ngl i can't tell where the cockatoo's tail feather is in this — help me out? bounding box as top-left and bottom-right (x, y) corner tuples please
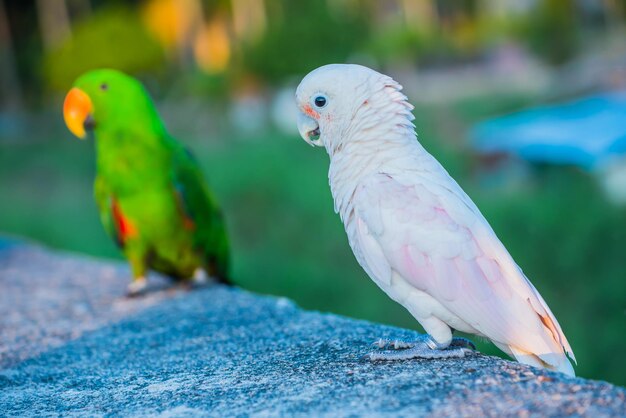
(296, 64), (575, 376)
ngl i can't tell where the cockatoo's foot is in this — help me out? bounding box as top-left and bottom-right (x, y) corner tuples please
(127, 277), (148, 297)
(448, 337), (476, 350)
(365, 336), (475, 361)
(372, 338), (416, 350)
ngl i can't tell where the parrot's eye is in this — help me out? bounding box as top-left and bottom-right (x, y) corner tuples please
(313, 95), (327, 108)
(100, 83), (108, 91)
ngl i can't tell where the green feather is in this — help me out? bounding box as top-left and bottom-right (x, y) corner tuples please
(72, 69), (230, 283)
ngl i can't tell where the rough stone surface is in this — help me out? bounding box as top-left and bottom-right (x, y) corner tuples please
(0, 238), (173, 368)
(1, 240), (625, 417)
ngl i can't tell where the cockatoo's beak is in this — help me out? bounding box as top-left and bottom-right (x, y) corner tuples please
(297, 112), (323, 147)
(63, 87), (95, 139)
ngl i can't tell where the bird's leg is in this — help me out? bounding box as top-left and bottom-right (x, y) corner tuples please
(127, 276), (148, 297)
(126, 254), (148, 297)
(365, 335), (475, 361)
(448, 337), (476, 350)
(191, 268), (210, 286)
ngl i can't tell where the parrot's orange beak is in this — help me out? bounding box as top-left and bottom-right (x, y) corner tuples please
(63, 87), (93, 139)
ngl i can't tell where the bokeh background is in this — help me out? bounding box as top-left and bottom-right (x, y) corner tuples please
(1, 0), (625, 385)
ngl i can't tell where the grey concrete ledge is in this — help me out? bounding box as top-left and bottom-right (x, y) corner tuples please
(0, 240), (624, 417)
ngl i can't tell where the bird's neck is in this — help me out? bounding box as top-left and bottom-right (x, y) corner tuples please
(327, 115), (422, 223)
(94, 124), (172, 191)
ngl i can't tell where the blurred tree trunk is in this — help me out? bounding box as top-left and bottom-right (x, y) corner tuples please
(180, 0), (203, 68)
(603, 0), (625, 31)
(36, 0), (71, 51)
(0, 0), (22, 111)
(400, 0), (437, 32)
(231, 0), (266, 42)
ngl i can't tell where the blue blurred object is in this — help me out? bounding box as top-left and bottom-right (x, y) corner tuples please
(471, 91), (626, 170)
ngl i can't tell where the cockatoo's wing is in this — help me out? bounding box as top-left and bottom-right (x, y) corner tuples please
(352, 166), (575, 375)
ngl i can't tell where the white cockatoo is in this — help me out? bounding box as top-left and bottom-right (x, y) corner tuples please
(295, 64), (576, 376)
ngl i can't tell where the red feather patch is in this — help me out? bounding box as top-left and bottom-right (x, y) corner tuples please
(112, 198), (138, 244)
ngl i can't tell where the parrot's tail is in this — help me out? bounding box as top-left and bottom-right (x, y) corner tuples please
(509, 345), (576, 377)
(207, 257), (232, 286)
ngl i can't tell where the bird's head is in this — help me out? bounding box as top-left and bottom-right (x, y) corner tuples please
(63, 69), (157, 139)
(295, 64), (406, 152)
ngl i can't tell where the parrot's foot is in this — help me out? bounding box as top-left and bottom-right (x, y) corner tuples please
(365, 336), (475, 361)
(191, 267), (218, 289)
(127, 277), (148, 297)
(191, 268), (210, 287)
(190, 268), (226, 288)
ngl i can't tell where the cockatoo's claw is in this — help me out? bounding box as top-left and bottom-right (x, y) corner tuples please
(449, 337), (476, 350)
(365, 343), (471, 362)
(372, 339), (415, 350)
(126, 277), (148, 297)
(365, 336), (475, 362)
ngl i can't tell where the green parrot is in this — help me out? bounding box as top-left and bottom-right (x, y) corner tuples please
(63, 69), (230, 295)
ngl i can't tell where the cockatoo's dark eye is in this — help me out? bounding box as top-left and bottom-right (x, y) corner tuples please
(314, 95), (327, 108)
(100, 83), (108, 91)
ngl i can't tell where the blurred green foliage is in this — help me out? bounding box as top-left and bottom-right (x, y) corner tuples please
(44, 7), (166, 91)
(28, 0), (590, 96)
(240, 2), (369, 84)
(524, 0), (580, 65)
